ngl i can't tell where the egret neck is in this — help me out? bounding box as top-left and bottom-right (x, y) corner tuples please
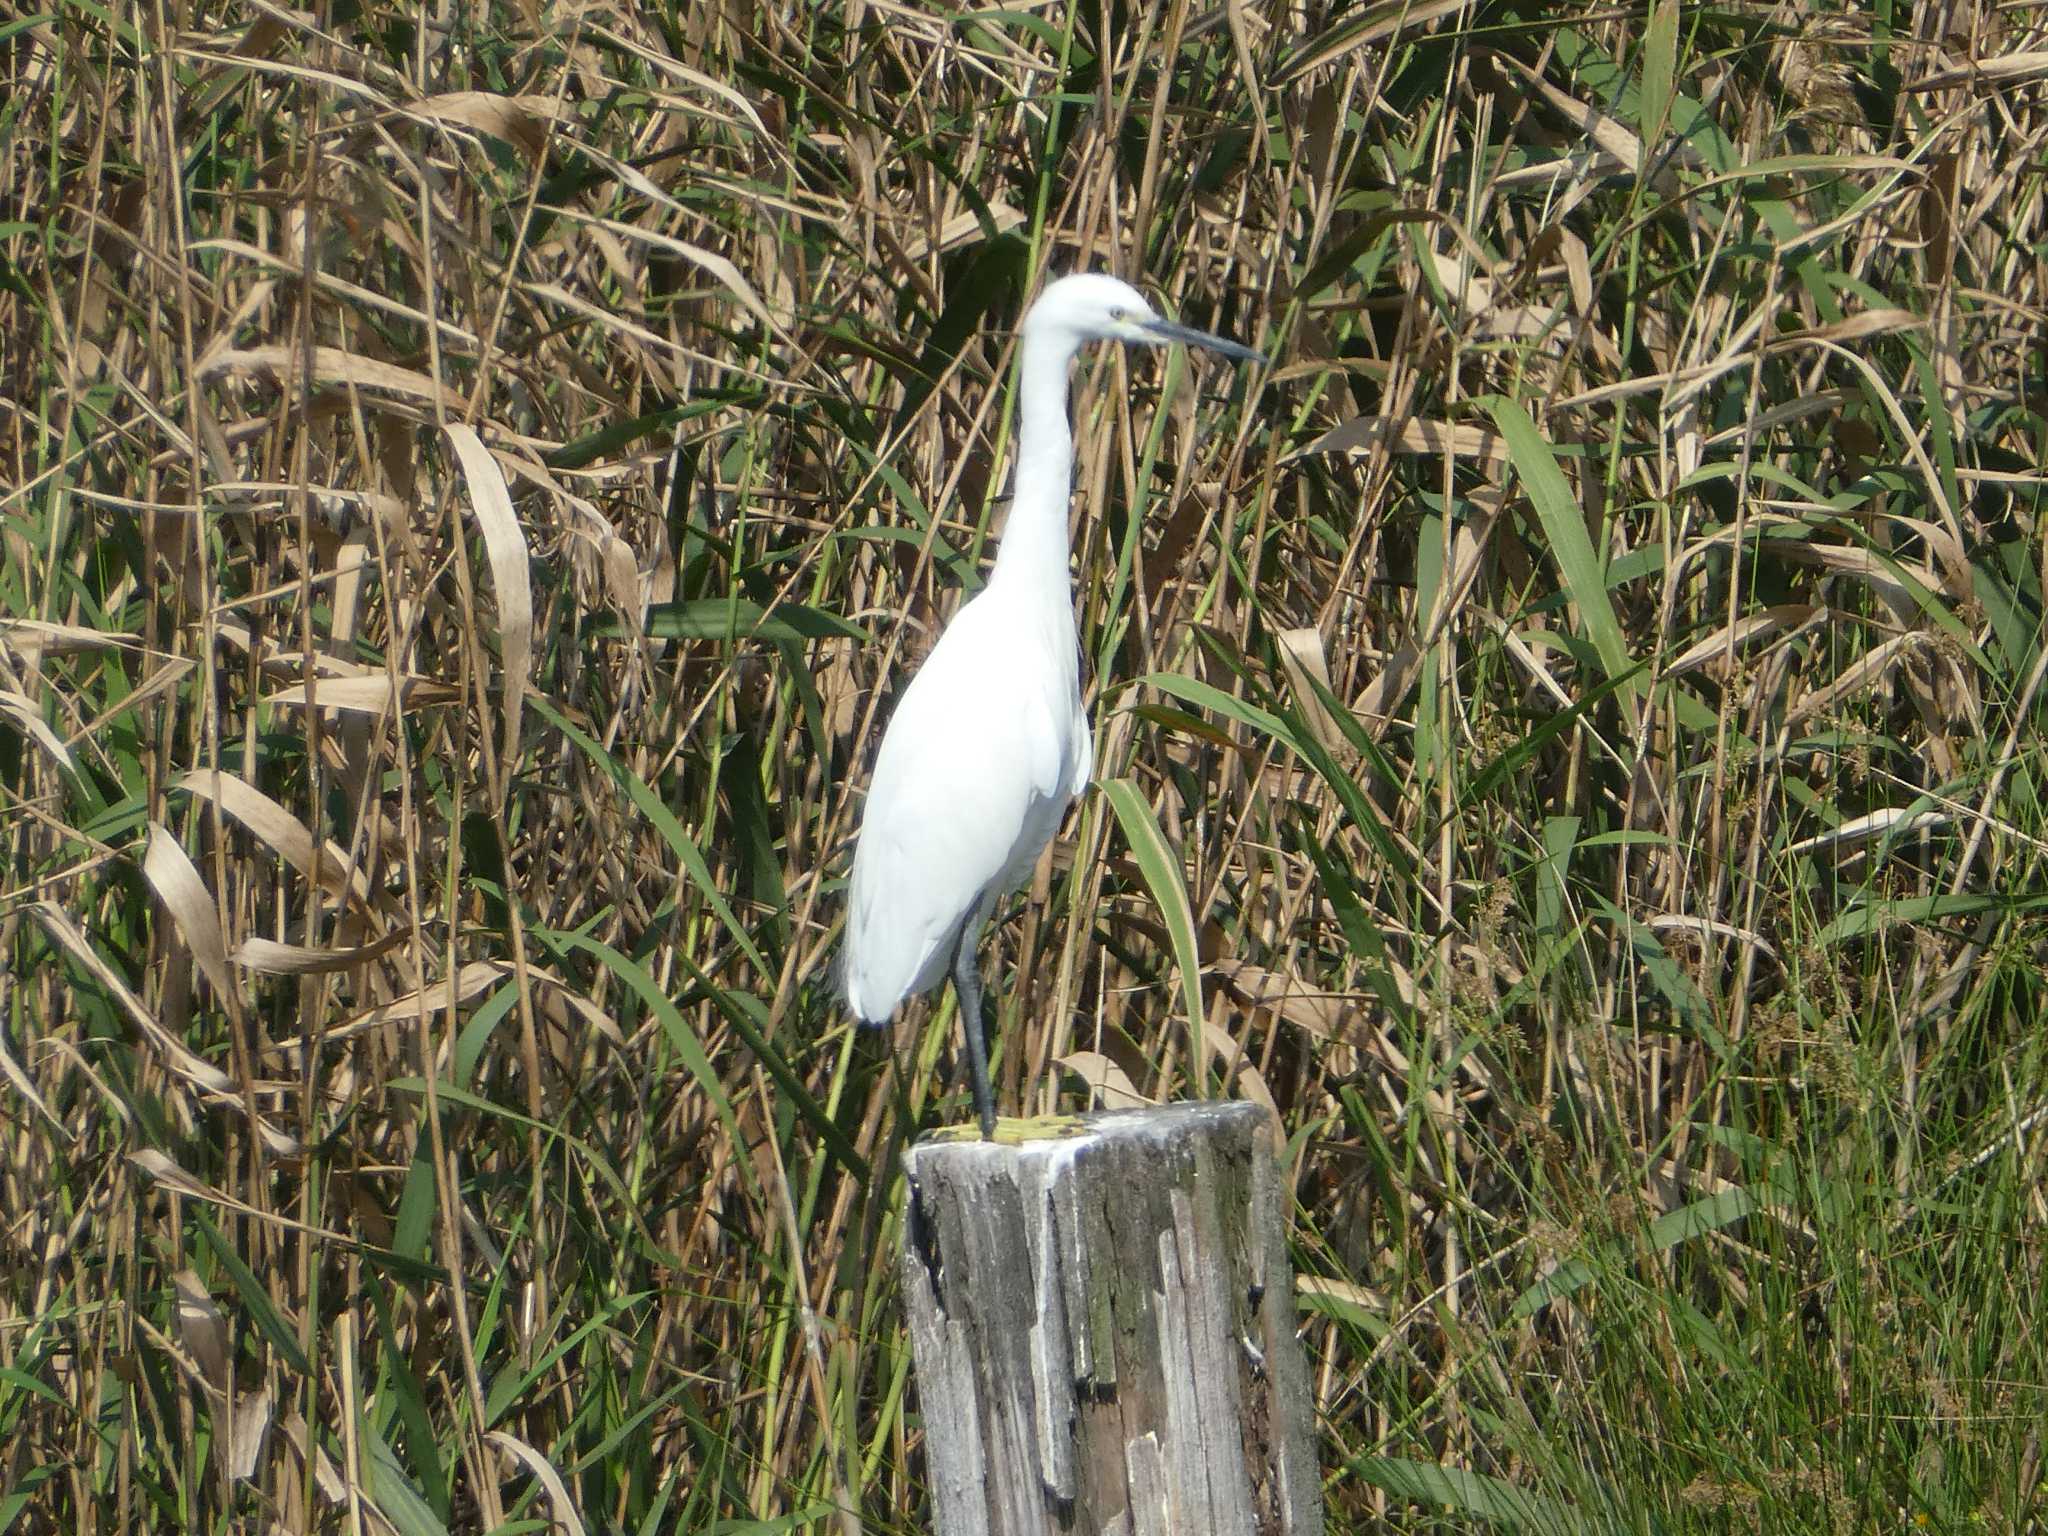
(987, 326), (1082, 604)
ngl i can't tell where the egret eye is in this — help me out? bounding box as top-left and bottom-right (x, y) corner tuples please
(1108, 306), (1125, 323)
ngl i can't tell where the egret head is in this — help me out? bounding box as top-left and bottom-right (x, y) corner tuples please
(1023, 272), (1264, 364)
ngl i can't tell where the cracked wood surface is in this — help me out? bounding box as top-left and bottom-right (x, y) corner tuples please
(900, 1102), (1322, 1536)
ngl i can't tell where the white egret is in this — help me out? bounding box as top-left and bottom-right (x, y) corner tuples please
(842, 272), (1263, 1137)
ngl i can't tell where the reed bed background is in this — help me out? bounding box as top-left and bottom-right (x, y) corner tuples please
(3, 0), (2046, 1530)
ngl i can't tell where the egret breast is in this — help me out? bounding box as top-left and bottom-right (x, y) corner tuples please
(841, 586), (1086, 1021)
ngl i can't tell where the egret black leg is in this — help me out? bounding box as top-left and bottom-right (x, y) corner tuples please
(951, 892), (998, 1138)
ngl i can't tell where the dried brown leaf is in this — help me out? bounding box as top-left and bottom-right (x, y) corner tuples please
(317, 959), (509, 1046)
(1275, 627), (1350, 758)
(446, 423), (532, 785)
(0, 619), (140, 661)
(1202, 1019), (1282, 1128)
(1785, 632), (1928, 726)
(1301, 415), (1508, 464)
(402, 90), (565, 160)
(142, 824), (234, 1002)
(171, 1269), (231, 1392)
(262, 674), (461, 713)
(233, 927), (410, 976)
(1758, 539), (1945, 607)
(1663, 605), (1823, 678)
(0, 687), (76, 776)
(222, 1383), (274, 1484)
(36, 903), (233, 1095)
(1485, 47), (1645, 167)
(1905, 51), (2048, 90)
(1214, 959), (1356, 1042)
(1787, 806), (1953, 857)
(199, 344), (454, 405)
(0, 1027), (68, 1138)
(175, 770), (376, 912)
(1054, 1050), (1151, 1111)
(486, 1432), (589, 1536)
(1273, 0), (1472, 85)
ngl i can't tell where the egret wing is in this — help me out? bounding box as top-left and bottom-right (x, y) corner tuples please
(843, 596), (1079, 1019)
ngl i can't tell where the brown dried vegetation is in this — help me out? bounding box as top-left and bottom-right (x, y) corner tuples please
(3, 0), (2047, 1531)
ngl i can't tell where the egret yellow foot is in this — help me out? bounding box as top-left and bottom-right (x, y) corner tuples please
(921, 1114), (1093, 1145)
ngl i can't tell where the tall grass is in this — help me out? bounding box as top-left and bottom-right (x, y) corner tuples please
(3, 0), (2045, 1531)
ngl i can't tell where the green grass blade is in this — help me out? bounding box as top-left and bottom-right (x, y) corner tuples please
(1485, 396), (1636, 692)
(530, 692), (771, 979)
(1098, 776), (1206, 1100)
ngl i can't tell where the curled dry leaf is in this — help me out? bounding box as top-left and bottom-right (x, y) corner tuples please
(142, 823), (234, 1002)
(1055, 1051), (1151, 1111)
(1201, 1019), (1282, 1131)
(171, 1269), (230, 1392)
(280, 1412), (348, 1505)
(900, 200), (1027, 263)
(1558, 225), (1593, 314)
(1301, 414), (1508, 465)
(68, 656), (195, 753)
(1483, 46), (1645, 167)
(562, 209), (787, 340)
(1784, 631), (1929, 727)
(0, 1026), (67, 1138)
(1272, 0), (1472, 85)
(487, 1431), (589, 1536)
(0, 687), (77, 776)
(1663, 605), (1824, 679)
(526, 280), (679, 361)
(175, 769), (375, 913)
(38, 904), (301, 1157)
(1353, 642), (1424, 739)
(1296, 1272), (1390, 1314)
(221, 1383), (273, 1484)
(1275, 627), (1350, 758)
(233, 926), (410, 976)
(1421, 245), (1496, 313)
(199, 344), (454, 406)
(36, 903), (233, 1095)
(307, 959), (510, 1050)
(0, 618), (141, 661)
(402, 90), (567, 160)
(262, 674), (461, 713)
(1775, 308), (1925, 346)
(601, 533), (641, 619)
(1646, 913), (1779, 961)
(1493, 145), (1633, 193)
(216, 621), (364, 678)
(531, 972), (626, 1048)
(1701, 389), (1849, 449)
(1905, 51), (2048, 91)
(1758, 538), (1943, 610)
(445, 424), (532, 789)
(1787, 805), (1953, 858)
(1419, 487), (1505, 648)
(130, 1146), (220, 1199)
(1214, 959), (1358, 1042)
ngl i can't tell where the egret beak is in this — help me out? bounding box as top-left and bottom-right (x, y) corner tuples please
(1140, 317), (1265, 365)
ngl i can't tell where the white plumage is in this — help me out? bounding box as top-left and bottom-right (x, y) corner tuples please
(842, 272), (1261, 1135)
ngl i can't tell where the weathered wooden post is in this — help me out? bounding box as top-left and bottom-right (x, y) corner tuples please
(899, 1101), (1322, 1536)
